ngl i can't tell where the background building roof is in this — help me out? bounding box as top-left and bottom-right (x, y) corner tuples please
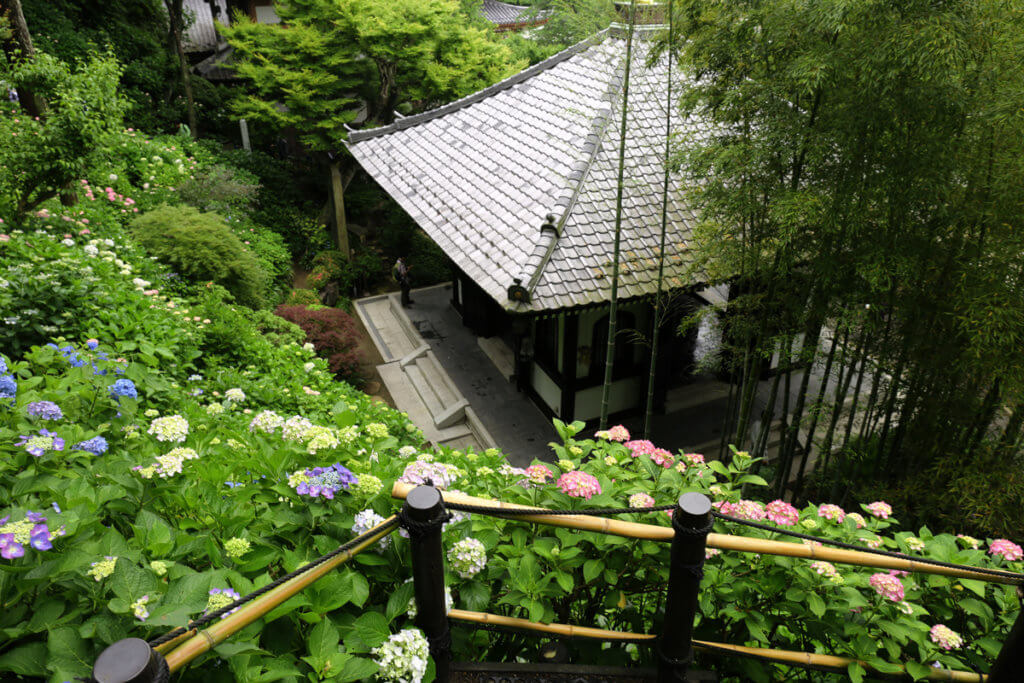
(183, 0), (230, 53)
(347, 26), (706, 313)
(480, 0), (544, 28)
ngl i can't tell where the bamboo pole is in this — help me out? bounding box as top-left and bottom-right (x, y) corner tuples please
(162, 518), (397, 672)
(598, 0), (637, 430)
(447, 609), (985, 682)
(392, 484), (1021, 585)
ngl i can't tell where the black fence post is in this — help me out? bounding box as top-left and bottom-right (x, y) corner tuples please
(658, 491), (712, 683)
(988, 600), (1024, 682)
(91, 638), (164, 683)
(404, 484), (452, 683)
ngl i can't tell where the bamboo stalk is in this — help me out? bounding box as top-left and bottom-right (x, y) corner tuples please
(449, 608), (653, 641)
(447, 609), (985, 681)
(163, 518), (397, 672)
(391, 484), (1021, 585)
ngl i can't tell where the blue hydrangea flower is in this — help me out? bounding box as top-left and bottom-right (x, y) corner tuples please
(0, 355), (7, 374)
(26, 401), (62, 421)
(73, 436), (108, 456)
(86, 339), (99, 350)
(0, 374), (15, 401)
(109, 379), (138, 400)
(16, 429), (66, 457)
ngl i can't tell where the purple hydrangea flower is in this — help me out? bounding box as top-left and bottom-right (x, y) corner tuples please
(73, 436), (108, 456)
(25, 511), (45, 523)
(30, 525), (52, 550)
(292, 463), (357, 500)
(26, 401), (63, 421)
(16, 429), (66, 457)
(109, 379), (138, 400)
(0, 535), (24, 559)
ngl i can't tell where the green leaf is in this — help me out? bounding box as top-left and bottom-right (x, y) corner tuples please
(337, 656), (379, 683)
(905, 661), (933, 681)
(959, 579), (986, 598)
(0, 642), (47, 676)
(352, 612), (390, 649)
(807, 592), (826, 618)
(308, 618), (340, 668)
(347, 571), (370, 608)
(583, 559), (603, 582)
(846, 662), (866, 683)
(386, 582), (416, 621)
(459, 581), (490, 612)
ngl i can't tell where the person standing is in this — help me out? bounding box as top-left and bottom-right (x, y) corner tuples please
(392, 256), (413, 307)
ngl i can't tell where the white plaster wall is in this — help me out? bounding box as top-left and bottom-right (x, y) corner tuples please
(531, 364), (561, 415)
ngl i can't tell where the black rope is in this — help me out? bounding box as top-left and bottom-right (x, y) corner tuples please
(712, 512), (1024, 583)
(147, 518), (399, 648)
(445, 501), (676, 517)
(449, 618), (657, 645)
(397, 505), (452, 537)
(444, 500), (1023, 584)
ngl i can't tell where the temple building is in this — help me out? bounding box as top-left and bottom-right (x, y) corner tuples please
(347, 13), (712, 424)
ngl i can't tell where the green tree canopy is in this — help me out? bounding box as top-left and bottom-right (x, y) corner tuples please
(669, 0), (1024, 534)
(0, 51), (126, 220)
(220, 0), (525, 152)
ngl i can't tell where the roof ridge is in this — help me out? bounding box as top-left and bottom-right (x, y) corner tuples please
(347, 29), (611, 144)
(515, 41), (630, 302)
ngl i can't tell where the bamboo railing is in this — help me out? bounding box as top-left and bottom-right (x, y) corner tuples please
(392, 483), (1021, 586)
(161, 517), (397, 672)
(447, 609), (987, 682)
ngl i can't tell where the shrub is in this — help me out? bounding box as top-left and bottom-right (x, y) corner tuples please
(307, 247), (384, 296)
(131, 205), (268, 308)
(176, 163), (259, 213)
(285, 288), (321, 307)
(275, 305), (362, 383)
(247, 308), (305, 347)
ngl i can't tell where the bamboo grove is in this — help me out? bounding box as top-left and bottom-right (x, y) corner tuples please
(657, 0), (1024, 536)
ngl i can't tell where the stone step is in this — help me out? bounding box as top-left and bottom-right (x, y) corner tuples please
(404, 363), (446, 420)
(477, 335), (515, 382)
(416, 354), (458, 407)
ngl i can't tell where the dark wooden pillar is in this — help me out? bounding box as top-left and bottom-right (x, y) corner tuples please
(560, 312), (578, 421)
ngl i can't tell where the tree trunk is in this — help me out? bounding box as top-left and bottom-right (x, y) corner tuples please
(375, 62), (399, 125)
(165, 0), (198, 136)
(792, 320), (840, 498)
(2, 0), (46, 117)
(329, 161), (350, 259)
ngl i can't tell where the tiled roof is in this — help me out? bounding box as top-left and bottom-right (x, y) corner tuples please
(183, 0), (229, 53)
(347, 25), (705, 313)
(480, 0), (540, 26)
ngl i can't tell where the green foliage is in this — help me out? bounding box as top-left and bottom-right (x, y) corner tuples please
(221, 0), (525, 150)
(176, 163), (259, 214)
(670, 0), (1024, 533)
(131, 205), (268, 308)
(285, 288), (323, 307)
(307, 248), (384, 295)
(530, 0), (616, 47)
(0, 51), (126, 220)
(21, 0), (190, 133)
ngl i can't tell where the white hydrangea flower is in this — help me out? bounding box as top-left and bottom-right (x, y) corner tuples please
(282, 416), (313, 442)
(372, 629), (430, 683)
(398, 446), (417, 459)
(352, 509), (390, 549)
(305, 426), (339, 454)
(447, 538), (486, 579)
(249, 410), (285, 434)
(224, 388), (246, 403)
(147, 415), (189, 443)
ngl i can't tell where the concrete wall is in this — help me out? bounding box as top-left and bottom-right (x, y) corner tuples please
(531, 363), (561, 415)
(574, 377), (643, 422)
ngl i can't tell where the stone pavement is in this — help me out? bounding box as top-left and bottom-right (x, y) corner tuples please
(398, 285), (558, 466)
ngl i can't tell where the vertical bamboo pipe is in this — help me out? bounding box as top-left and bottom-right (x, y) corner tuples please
(643, 0), (675, 439)
(599, 0), (637, 430)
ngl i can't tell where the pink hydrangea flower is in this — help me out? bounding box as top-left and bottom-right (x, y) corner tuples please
(929, 624), (963, 650)
(524, 464), (554, 485)
(817, 504), (845, 523)
(624, 440), (655, 457)
(869, 572), (905, 602)
(682, 452), (705, 465)
(628, 492), (655, 508)
(650, 448), (674, 468)
(846, 512), (866, 529)
(989, 539), (1023, 561)
(596, 425), (630, 442)
(765, 500), (799, 526)
(735, 499), (767, 521)
(556, 471), (601, 499)
(865, 501), (892, 519)
(712, 500), (739, 516)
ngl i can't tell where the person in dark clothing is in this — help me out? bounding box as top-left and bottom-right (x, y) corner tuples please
(392, 256), (413, 307)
